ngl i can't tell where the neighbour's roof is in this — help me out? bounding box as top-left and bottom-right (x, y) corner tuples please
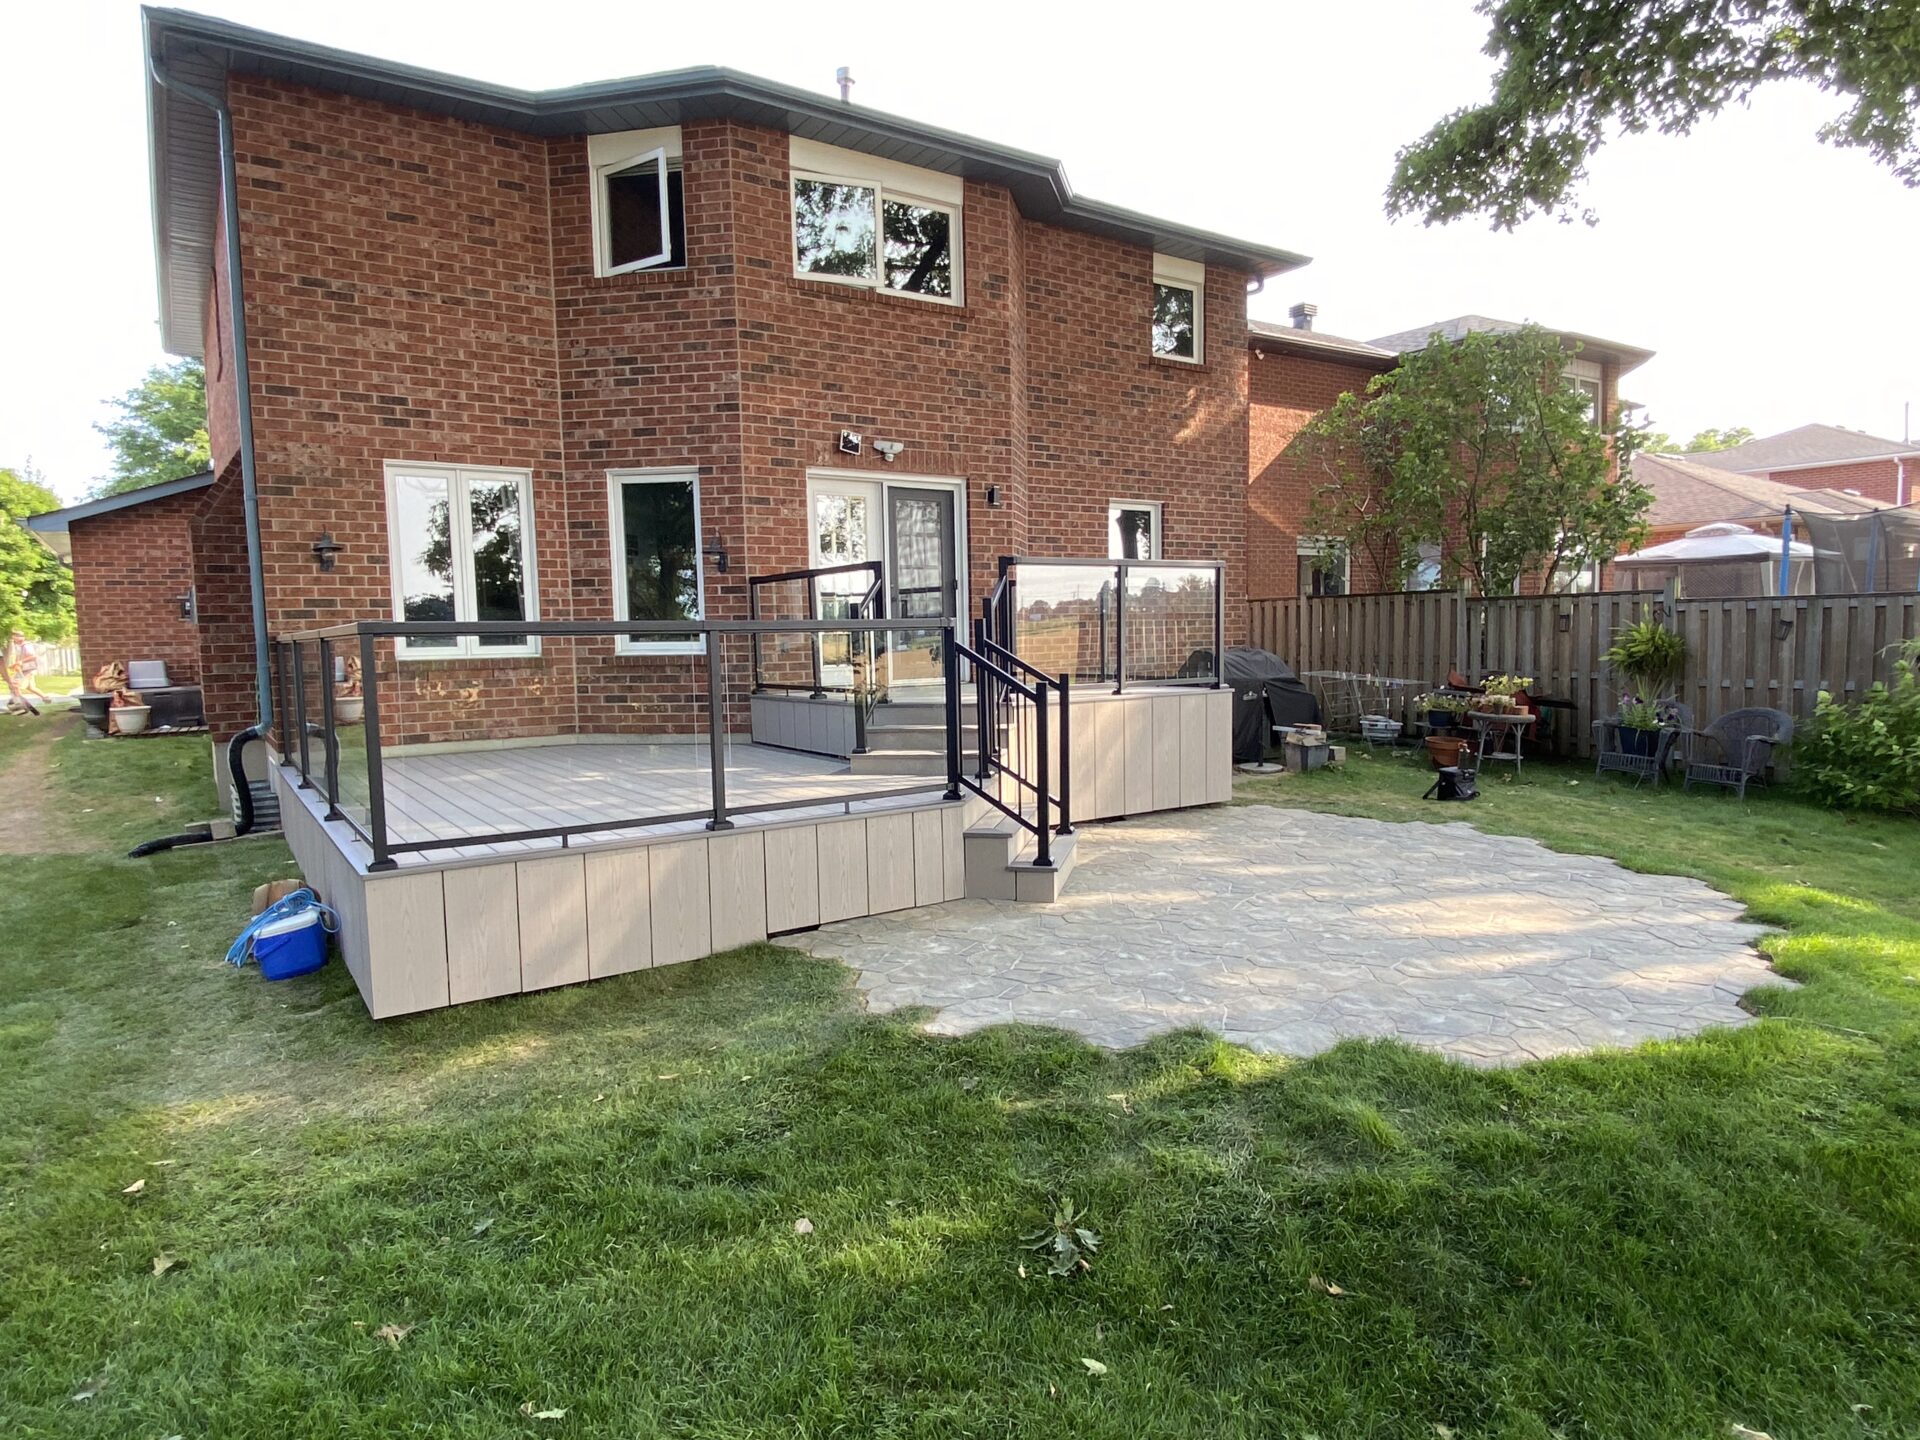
(1633, 453), (1879, 529)
(1246, 317), (1397, 369)
(23, 470), (215, 563)
(143, 7), (1311, 358)
(1368, 314), (1655, 374)
(1679, 423), (1920, 475)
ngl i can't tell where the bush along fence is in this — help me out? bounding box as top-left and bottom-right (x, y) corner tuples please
(1247, 589), (1920, 759)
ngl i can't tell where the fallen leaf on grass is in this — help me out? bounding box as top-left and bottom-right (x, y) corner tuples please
(121, 1178), (146, 1195)
(1017, 1264), (1027, 1279)
(1729, 1428), (1774, 1440)
(151, 1253), (178, 1277)
(958, 1075), (978, 1091)
(1308, 1274), (1349, 1297)
(1080, 1358), (1108, 1376)
(793, 1217), (814, 1235)
(373, 1323), (414, 1348)
(520, 1402), (568, 1420)
(471, 1218), (494, 1238)
(71, 1371), (108, 1402)
(1433, 1427), (1456, 1439)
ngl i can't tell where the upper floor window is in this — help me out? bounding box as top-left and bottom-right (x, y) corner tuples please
(589, 128), (687, 277)
(1109, 501), (1161, 560)
(1152, 254), (1205, 363)
(1569, 374), (1603, 424)
(789, 138), (962, 304)
(385, 462), (538, 659)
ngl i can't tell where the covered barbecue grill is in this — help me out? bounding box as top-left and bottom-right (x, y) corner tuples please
(1222, 646), (1320, 763)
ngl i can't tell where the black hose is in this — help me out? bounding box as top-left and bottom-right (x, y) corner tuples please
(128, 825), (213, 858)
(228, 725), (264, 836)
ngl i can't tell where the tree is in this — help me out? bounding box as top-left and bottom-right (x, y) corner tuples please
(1640, 425), (1756, 453)
(93, 359), (210, 498)
(1301, 325), (1651, 595)
(1388, 0), (1920, 229)
(0, 467), (76, 710)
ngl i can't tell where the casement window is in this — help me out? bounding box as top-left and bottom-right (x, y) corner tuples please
(1296, 537), (1348, 597)
(385, 463), (538, 658)
(609, 469), (706, 654)
(1108, 500), (1162, 560)
(788, 138), (962, 303)
(1151, 254), (1205, 363)
(588, 128), (687, 277)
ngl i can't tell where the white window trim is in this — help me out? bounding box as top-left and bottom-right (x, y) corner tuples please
(1151, 253), (1205, 364)
(608, 467), (707, 656)
(789, 171), (964, 307)
(587, 127), (686, 279)
(1296, 536), (1349, 596)
(1108, 499), (1163, 560)
(384, 461), (540, 660)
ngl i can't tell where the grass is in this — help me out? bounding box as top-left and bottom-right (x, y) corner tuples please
(2, 718), (1918, 1438)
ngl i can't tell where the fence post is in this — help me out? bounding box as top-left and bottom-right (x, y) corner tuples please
(359, 631), (394, 870)
(706, 634), (732, 830)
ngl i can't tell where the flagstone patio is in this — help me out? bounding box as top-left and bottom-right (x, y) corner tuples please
(791, 803), (1782, 1065)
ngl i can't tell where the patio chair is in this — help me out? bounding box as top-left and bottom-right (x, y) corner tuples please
(1593, 701), (1691, 785)
(1683, 707), (1792, 799)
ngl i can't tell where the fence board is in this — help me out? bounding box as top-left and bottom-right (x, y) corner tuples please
(1247, 590), (1920, 758)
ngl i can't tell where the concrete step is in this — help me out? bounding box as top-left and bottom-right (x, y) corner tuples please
(962, 815), (1078, 903)
(863, 720), (980, 753)
(849, 747), (978, 778)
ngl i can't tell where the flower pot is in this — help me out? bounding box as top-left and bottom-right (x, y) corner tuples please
(1619, 725), (1658, 757)
(333, 695), (365, 725)
(77, 692), (113, 738)
(1425, 734), (1469, 769)
(113, 705), (152, 736)
(1426, 709), (1461, 731)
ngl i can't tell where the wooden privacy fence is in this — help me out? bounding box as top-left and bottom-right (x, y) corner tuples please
(1247, 590), (1920, 757)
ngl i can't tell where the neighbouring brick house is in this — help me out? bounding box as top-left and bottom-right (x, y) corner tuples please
(24, 471), (212, 686)
(1679, 424), (1920, 507)
(143, 7), (1306, 755)
(1246, 310), (1655, 599)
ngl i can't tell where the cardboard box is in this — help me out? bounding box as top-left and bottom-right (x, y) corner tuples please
(251, 878), (306, 916)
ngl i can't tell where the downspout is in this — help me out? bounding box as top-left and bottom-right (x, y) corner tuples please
(149, 57), (272, 732)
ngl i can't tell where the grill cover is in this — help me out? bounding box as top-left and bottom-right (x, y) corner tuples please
(1222, 646), (1320, 763)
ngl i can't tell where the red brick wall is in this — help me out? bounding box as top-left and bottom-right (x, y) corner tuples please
(189, 462), (261, 740)
(68, 491), (203, 685)
(1760, 459), (1908, 506)
(210, 79), (1259, 741)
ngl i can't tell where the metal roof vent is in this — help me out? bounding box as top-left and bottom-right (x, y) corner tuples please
(836, 66), (855, 103)
(1290, 302), (1318, 331)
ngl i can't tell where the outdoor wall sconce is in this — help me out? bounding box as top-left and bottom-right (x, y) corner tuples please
(311, 533), (344, 572)
(838, 430), (863, 456)
(703, 540), (730, 574)
(176, 591), (196, 621)
(1556, 610), (1572, 633)
(1774, 616), (1795, 641)
(984, 484), (1001, 508)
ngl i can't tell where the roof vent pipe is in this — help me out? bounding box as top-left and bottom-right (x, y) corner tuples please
(836, 66), (854, 103)
(1290, 302), (1317, 331)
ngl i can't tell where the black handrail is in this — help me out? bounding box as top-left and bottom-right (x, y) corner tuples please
(953, 631), (1066, 867)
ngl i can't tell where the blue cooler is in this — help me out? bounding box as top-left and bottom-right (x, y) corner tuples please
(251, 908), (329, 980)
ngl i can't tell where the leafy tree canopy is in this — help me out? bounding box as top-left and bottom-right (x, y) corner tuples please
(1388, 0), (1920, 228)
(1644, 425), (1757, 453)
(0, 466), (76, 643)
(93, 359), (210, 498)
(1302, 325), (1650, 595)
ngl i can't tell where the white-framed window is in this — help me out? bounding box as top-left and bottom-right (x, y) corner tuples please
(1296, 537), (1348, 597)
(1570, 375), (1603, 424)
(788, 138), (962, 304)
(1409, 542), (1444, 591)
(608, 468), (706, 655)
(385, 462), (538, 659)
(1151, 253), (1205, 363)
(588, 128), (687, 277)
(1108, 500), (1162, 560)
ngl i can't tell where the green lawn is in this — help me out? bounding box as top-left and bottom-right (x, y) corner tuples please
(3, 719), (1918, 1438)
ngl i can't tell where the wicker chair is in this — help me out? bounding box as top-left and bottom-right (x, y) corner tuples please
(1593, 701), (1692, 785)
(1683, 707), (1793, 799)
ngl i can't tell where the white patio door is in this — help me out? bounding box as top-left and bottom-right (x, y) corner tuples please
(809, 477), (881, 688)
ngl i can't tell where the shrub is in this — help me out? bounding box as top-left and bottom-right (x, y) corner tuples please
(1602, 610), (1686, 696)
(1796, 641), (1920, 815)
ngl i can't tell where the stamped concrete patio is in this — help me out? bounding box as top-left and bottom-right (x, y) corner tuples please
(791, 804), (1782, 1065)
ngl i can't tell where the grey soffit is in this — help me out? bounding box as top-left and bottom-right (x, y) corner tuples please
(144, 6), (1311, 357)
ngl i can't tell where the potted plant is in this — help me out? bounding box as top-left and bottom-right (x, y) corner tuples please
(1425, 732), (1471, 769)
(334, 655), (365, 725)
(1615, 694), (1664, 757)
(1481, 674), (1534, 715)
(1603, 611), (1686, 698)
(1417, 691), (1470, 732)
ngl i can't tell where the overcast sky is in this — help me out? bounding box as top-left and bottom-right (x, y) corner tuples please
(7, 0), (1917, 502)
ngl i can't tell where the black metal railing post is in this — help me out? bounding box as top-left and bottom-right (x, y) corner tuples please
(318, 637), (341, 820)
(1033, 679), (1053, 868)
(1213, 569), (1226, 687)
(973, 619), (992, 782)
(292, 639), (312, 788)
(359, 630), (394, 870)
(1056, 672), (1073, 834)
(943, 625), (963, 801)
(807, 576), (824, 697)
(747, 581), (763, 693)
(1097, 587), (1110, 683)
(1113, 564), (1128, 694)
(851, 596), (870, 756)
(706, 637), (733, 830)
(272, 641), (290, 761)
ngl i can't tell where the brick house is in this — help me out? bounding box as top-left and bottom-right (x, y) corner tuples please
(145, 7), (1305, 760)
(1678, 424), (1920, 507)
(1245, 310), (1654, 598)
(24, 471), (212, 688)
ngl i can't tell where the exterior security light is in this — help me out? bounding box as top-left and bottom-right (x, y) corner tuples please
(838, 430), (863, 455)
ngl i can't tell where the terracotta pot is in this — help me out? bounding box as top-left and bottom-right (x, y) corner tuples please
(1425, 734), (1469, 769)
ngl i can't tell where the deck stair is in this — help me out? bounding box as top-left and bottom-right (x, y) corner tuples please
(847, 691), (982, 778)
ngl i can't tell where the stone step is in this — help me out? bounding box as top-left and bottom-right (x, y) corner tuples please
(962, 816), (1078, 903)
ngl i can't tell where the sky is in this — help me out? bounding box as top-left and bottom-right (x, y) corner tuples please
(5, 0), (1918, 504)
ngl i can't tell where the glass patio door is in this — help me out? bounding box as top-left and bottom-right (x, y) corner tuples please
(885, 486), (957, 690)
(810, 478), (880, 689)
